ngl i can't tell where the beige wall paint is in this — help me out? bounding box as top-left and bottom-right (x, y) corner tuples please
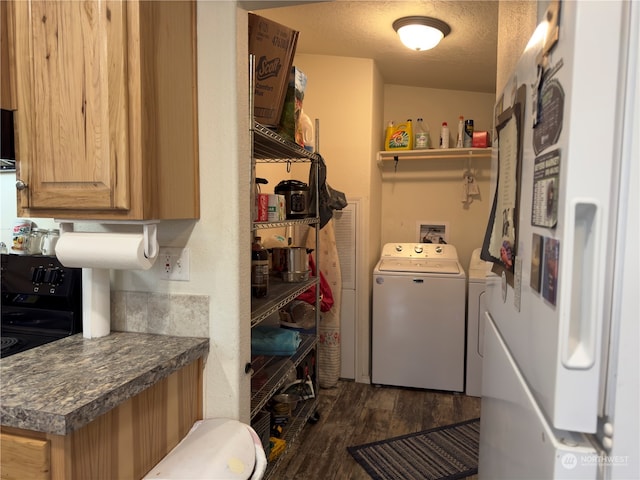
(382, 85), (495, 271)
(496, 1), (539, 97)
(285, 53), (383, 383)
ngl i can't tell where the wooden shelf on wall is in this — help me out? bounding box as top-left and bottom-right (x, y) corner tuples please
(377, 147), (492, 165)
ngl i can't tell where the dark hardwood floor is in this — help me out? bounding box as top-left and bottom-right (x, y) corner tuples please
(268, 380), (481, 479)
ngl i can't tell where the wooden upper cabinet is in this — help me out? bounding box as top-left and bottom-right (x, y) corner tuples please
(1, 1), (16, 110)
(11, 1), (199, 220)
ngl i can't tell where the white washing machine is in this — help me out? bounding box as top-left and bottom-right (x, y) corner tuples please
(465, 248), (493, 397)
(372, 243), (466, 392)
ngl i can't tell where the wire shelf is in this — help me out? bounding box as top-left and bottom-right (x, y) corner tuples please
(250, 276), (319, 327)
(253, 217), (319, 230)
(253, 122), (320, 162)
(250, 333), (318, 418)
(263, 396), (319, 479)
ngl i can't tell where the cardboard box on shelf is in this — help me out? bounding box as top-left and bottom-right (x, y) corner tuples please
(276, 67), (307, 146)
(249, 13), (299, 127)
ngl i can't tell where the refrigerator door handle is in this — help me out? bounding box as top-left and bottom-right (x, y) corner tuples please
(561, 199), (601, 370)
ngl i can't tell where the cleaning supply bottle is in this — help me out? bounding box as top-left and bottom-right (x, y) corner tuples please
(300, 109), (315, 152)
(384, 121), (395, 150)
(456, 116), (464, 148)
(440, 122), (450, 149)
(385, 119), (413, 151)
(405, 118), (413, 149)
(414, 118), (431, 149)
(251, 236), (269, 298)
(464, 119), (474, 148)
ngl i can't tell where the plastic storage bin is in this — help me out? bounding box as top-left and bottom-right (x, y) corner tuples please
(143, 418), (267, 479)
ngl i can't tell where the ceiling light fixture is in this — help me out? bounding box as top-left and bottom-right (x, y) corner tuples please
(392, 16), (451, 51)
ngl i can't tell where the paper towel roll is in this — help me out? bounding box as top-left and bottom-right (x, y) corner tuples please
(56, 232), (158, 270)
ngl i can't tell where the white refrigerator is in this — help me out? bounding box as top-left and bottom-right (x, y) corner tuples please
(478, 1), (639, 479)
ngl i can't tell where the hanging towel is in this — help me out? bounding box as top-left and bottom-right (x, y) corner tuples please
(251, 326), (302, 356)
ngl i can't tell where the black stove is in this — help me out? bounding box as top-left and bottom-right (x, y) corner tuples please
(1, 254), (82, 358)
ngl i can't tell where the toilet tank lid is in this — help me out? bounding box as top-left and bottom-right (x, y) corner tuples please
(143, 419), (259, 480)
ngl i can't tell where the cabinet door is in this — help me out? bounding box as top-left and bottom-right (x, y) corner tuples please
(1, 1), (16, 110)
(12, 0), (130, 211)
(0, 432), (50, 480)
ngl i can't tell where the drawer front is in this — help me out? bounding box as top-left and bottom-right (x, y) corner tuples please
(0, 432), (50, 480)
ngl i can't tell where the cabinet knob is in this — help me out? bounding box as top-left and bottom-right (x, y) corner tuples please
(15, 180), (28, 191)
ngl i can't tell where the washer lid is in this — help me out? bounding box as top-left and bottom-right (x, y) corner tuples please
(378, 258), (461, 274)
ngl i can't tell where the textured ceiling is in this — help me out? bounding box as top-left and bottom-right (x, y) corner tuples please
(249, 1), (499, 93)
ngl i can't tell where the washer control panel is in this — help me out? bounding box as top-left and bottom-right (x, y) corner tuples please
(382, 243), (458, 260)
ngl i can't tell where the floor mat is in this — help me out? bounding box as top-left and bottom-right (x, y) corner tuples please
(347, 418), (480, 480)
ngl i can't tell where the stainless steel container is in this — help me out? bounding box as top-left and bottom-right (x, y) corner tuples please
(271, 247), (312, 282)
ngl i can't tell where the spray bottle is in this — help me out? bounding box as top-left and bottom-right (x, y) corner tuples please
(440, 122), (450, 149)
(456, 116), (464, 148)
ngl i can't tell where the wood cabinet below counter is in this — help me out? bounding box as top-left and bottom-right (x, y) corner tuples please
(1, 359), (203, 480)
(0, 332), (208, 480)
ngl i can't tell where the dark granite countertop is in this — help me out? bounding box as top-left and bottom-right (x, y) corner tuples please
(0, 332), (209, 435)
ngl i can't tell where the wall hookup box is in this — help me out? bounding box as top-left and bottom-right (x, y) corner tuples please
(249, 13), (299, 127)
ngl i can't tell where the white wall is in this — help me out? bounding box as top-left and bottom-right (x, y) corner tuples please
(112, 1), (252, 422)
(382, 85), (495, 272)
(109, 2), (252, 422)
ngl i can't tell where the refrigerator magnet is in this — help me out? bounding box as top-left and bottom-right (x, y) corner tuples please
(530, 233), (543, 292)
(542, 237), (560, 305)
(533, 77), (565, 155)
(531, 149), (560, 228)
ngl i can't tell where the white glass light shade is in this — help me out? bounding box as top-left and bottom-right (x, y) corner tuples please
(393, 16), (451, 51)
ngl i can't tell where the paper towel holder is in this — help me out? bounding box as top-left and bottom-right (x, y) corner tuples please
(56, 220), (159, 259)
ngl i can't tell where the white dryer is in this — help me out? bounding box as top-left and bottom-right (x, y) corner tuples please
(465, 248), (493, 397)
(372, 243), (466, 392)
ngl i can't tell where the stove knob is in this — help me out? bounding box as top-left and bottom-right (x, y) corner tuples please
(44, 268), (61, 285)
(31, 267), (45, 283)
(49, 269), (61, 285)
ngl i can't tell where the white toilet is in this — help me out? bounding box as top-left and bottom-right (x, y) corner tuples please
(465, 248), (493, 397)
(144, 418), (267, 480)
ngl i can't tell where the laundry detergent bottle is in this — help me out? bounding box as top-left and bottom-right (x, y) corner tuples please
(385, 119), (413, 151)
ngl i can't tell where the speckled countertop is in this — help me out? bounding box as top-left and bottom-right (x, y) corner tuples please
(0, 332), (209, 436)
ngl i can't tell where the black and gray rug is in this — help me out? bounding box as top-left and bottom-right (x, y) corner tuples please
(347, 418), (480, 480)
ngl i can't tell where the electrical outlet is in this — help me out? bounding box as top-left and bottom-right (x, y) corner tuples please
(159, 247), (190, 281)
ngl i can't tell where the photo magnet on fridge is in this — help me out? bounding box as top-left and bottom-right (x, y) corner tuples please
(530, 233), (543, 292)
(532, 149), (560, 228)
(542, 237), (560, 305)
